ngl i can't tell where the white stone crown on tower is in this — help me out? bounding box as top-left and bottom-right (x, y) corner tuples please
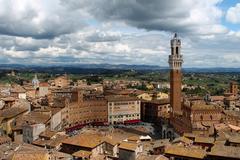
(168, 33), (183, 70)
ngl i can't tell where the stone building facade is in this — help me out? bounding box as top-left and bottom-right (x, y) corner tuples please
(67, 92), (108, 128)
(53, 75), (70, 88)
(141, 99), (170, 123)
(39, 82), (49, 97)
(106, 96), (141, 125)
(22, 123), (46, 143)
(230, 81), (238, 96)
(171, 100), (223, 136)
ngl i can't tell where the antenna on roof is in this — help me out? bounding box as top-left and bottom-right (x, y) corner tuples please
(174, 33), (177, 38)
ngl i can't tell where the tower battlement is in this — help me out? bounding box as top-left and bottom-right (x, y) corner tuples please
(169, 33), (183, 70)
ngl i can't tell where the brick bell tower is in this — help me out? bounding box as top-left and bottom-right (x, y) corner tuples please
(168, 33), (183, 115)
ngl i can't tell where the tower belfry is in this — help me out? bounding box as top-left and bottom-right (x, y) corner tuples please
(168, 33), (183, 115)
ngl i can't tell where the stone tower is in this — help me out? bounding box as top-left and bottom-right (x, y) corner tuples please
(168, 33), (183, 115)
(230, 81), (238, 96)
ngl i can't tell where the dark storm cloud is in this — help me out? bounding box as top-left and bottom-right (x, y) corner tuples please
(60, 0), (193, 33)
(0, 0), (223, 39)
(60, 0), (225, 35)
(0, 0), (87, 39)
(87, 0), (192, 33)
(0, 17), (85, 39)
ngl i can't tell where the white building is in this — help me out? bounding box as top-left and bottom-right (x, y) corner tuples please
(106, 96), (141, 125)
(50, 108), (62, 131)
(22, 123), (46, 143)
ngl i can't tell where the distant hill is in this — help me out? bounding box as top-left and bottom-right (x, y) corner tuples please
(0, 64), (167, 72)
(0, 64), (240, 73)
(183, 67), (240, 73)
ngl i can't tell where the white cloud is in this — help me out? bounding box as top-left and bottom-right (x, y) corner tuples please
(2, 47), (30, 58)
(0, 0), (239, 67)
(35, 46), (68, 57)
(226, 3), (240, 24)
(89, 42), (131, 54)
(85, 30), (121, 42)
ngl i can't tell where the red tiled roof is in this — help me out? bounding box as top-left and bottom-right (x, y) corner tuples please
(39, 82), (48, 87)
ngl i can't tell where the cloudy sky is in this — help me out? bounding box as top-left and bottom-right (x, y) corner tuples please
(0, 0), (239, 67)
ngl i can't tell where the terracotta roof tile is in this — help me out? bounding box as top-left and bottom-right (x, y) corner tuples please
(119, 142), (138, 151)
(106, 95), (139, 102)
(0, 135), (11, 145)
(137, 154), (169, 160)
(62, 134), (103, 149)
(228, 135), (240, 144)
(39, 130), (57, 139)
(172, 137), (193, 145)
(152, 139), (170, 148)
(165, 145), (206, 159)
(194, 137), (214, 144)
(208, 145), (240, 159)
(12, 152), (49, 160)
(0, 107), (28, 119)
(73, 150), (92, 158)
(11, 86), (26, 93)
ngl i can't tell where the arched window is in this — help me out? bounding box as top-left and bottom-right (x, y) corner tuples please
(167, 131), (172, 139)
(176, 47), (179, 55)
(200, 115), (203, 121)
(210, 115), (213, 120)
(171, 47), (174, 55)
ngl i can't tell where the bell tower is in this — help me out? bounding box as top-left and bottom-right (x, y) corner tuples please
(168, 33), (183, 115)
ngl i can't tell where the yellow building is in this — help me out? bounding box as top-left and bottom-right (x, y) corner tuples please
(137, 92), (169, 101)
(157, 92), (169, 100)
(137, 93), (152, 101)
(146, 84), (154, 90)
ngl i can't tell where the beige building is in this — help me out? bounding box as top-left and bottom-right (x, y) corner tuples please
(67, 92), (108, 128)
(39, 82), (49, 97)
(106, 96), (141, 124)
(0, 101), (29, 135)
(119, 142), (143, 160)
(10, 86), (27, 99)
(50, 108), (62, 131)
(77, 83), (104, 93)
(54, 75), (70, 88)
(24, 86), (37, 98)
